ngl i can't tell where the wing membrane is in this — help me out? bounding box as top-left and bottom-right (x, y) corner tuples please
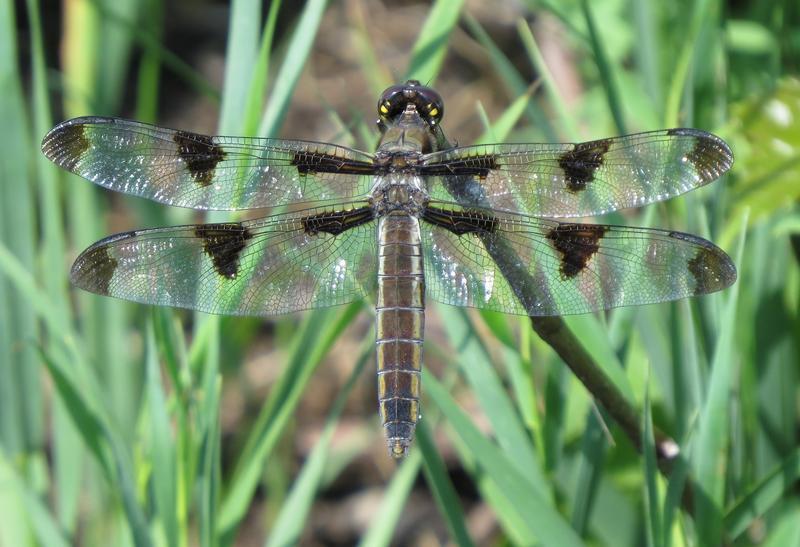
(422, 129), (733, 217)
(421, 210), (736, 316)
(42, 117), (376, 210)
(71, 205), (378, 315)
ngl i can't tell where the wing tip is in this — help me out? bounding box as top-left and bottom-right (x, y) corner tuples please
(668, 230), (738, 293)
(70, 231), (138, 294)
(667, 127), (734, 180)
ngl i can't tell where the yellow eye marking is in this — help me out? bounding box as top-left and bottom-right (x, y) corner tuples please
(380, 104), (389, 114)
(428, 107), (439, 117)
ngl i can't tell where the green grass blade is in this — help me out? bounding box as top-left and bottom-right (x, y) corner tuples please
(692, 209), (747, 545)
(417, 421), (475, 547)
(0, 0), (40, 456)
(437, 306), (546, 494)
(145, 320), (179, 547)
(426, 374), (584, 546)
(242, 0), (282, 136)
(0, 448), (70, 547)
(630, 0), (662, 112)
(219, 302), (363, 536)
(218, 0), (261, 133)
(405, 0), (466, 83)
(198, 373), (222, 547)
(579, 0), (627, 133)
(258, 0), (328, 137)
(724, 448), (800, 540)
(474, 87), (533, 145)
(569, 412), (607, 535)
(642, 383), (662, 547)
(359, 452), (422, 547)
(462, 13), (557, 141)
(266, 343), (372, 547)
(40, 348), (153, 547)
(517, 20), (579, 140)
(663, 0), (712, 126)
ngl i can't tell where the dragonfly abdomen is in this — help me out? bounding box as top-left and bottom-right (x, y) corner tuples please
(376, 213), (425, 458)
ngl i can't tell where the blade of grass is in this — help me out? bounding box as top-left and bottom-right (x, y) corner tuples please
(40, 347), (153, 547)
(405, 0), (466, 83)
(0, 448), (71, 547)
(438, 306), (547, 495)
(569, 411), (607, 535)
(358, 451), (422, 547)
(266, 341), (372, 547)
(219, 302), (363, 537)
(517, 20), (579, 140)
(417, 420), (474, 547)
(241, 0), (282, 136)
(692, 209), (747, 545)
(198, 369), (222, 547)
(579, 0), (627, 134)
(642, 381), (662, 547)
(462, 13), (558, 141)
(630, 0), (662, 112)
(145, 319), (179, 547)
(258, 0), (328, 137)
(426, 374), (584, 546)
(663, 0), (713, 126)
(219, 0), (262, 133)
(0, 0), (40, 454)
(724, 448), (800, 540)
(134, 0), (163, 122)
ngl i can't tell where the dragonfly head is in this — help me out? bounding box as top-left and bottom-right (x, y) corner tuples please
(377, 80), (444, 132)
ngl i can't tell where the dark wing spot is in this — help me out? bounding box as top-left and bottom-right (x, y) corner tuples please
(666, 128), (733, 182)
(422, 207), (498, 235)
(301, 207), (375, 236)
(70, 231), (134, 295)
(42, 121), (90, 172)
(420, 154), (499, 178)
(195, 223), (252, 279)
(291, 152), (376, 176)
(173, 130), (226, 187)
(558, 139), (611, 192)
(670, 231), (737, 295)
(547, 223), (608, 278)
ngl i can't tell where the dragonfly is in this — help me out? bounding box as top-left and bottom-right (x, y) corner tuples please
(42, 80), (736, 458)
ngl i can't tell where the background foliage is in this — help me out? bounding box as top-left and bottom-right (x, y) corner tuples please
(1, 0), (799, 545)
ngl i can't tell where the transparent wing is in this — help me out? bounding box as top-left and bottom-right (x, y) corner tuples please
(421, 209), (736, 316)
(42, 117), (376, 210)
(422, 129), (732, 217)
(70, 205), (378, 316)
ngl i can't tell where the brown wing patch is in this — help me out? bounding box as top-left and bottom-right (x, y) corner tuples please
(558, 139), (612, 192)
(291, 151), (376, 175)
(670, 231), (737, 295)
(547, 223), (608, 278)
(42, 121), (90, 172)
(173, 130), (226, 187)
(422, 207), (498, 235)
(70, 231), (132, 295)
(301, 207), (375, 236)
(666, 128), (733, 181)
(195, 223), (252, 279)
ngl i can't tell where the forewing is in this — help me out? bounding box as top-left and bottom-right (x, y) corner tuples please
(42, 117), (376, 210)
(421, 209), (736, 316)
(70, 206), (378, 316)
(422, 129), (732, 217)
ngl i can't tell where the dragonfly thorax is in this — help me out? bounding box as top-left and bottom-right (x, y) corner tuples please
(369, 175), (428, 217)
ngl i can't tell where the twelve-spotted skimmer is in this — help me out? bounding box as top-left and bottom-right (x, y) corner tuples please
(42, 80), (736, 457)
